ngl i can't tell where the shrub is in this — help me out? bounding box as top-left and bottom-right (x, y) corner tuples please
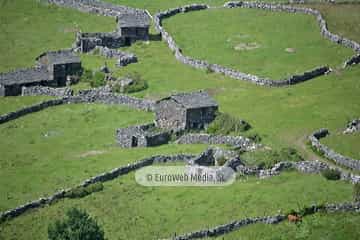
(321, 169), (341, 181)
(216, 156), (227, 166)
(246, 132), (262, 143)
(80, 69), (93, 83)
(354, 183), (360, 202)
(122, 72), (148, 93)
(65, 182), (104, 199)
(207, 112), (250, 135)
(90, 71), (106, 88)
(48, 208), (105, 240)
(279, 147), (304, 162)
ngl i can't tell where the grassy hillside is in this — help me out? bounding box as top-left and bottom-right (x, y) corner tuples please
(321, 132), (360, 160)
(0, 0), (115, 72)
(0, 172), (353, 239)
(163, 7), (354, 79)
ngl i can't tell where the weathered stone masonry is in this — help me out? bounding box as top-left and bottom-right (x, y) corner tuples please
(154, 2), (360, 87)
(309, 128), (360, 171)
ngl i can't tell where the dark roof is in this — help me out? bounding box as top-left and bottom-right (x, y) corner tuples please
(161, 91), (218, 109)
(36, 50), (80, 65)
(0, 67), (51, 86)
(117, 12), (150, 28)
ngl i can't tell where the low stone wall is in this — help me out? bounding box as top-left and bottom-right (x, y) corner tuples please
(21, 86), (74, 97)
(176, 133), (258, 151)
(74, 32), (126, 53)
(92, 46), (138, 67)
(344, 54), (360, 68)
(154, 2), (360, 87)
(71, 88), (155, 111)
(171, 202), (360, 240)
(0, 98), (69, 124)
(309, 128), (360, 171)
(0, 153), (195, 222)
(47, 0), (143, 18)
(343, 118), (360, 134)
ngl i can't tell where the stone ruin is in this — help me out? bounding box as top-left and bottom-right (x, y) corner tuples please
(0, 50), (81, 96)
(116, 90), (219, 148)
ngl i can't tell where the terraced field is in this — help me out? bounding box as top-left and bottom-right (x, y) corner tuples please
(0, 0), (359, 239)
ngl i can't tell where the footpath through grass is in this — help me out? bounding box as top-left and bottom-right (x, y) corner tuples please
(0, 171), (353, 239)
(163, 7), (354, 79)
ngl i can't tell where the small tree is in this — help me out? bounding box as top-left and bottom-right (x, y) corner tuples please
(48, 208), (105, 240)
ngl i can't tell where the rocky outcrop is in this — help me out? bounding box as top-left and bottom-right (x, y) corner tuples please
(176, 133), (258, 151)
(154, 2), (360, 87)
(21, 86), (73, 97)
(309, 129), (360, 171)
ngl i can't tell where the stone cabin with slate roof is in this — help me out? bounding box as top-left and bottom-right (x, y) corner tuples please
(155, 91), (219, 131)
(116, 11), (150, 45)
(0, 50), (81, 96)
(36, 50), (82, 86)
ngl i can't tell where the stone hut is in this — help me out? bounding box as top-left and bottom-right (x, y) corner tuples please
(116, 11), (150, 45)
(155, 91), (218, 131)
(0, 67), (55, 96)
(0, 50), (81, 96)
(36, 50), (82, 86)
(116, 123), (171, 148)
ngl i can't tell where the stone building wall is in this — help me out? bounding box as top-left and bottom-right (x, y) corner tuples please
(154, 2), (360, 87)
(92, 46), (138, 67)
(155, 99), (187, 130)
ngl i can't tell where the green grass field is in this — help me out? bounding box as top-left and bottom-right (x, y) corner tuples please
(321, 132), (360, 160)
(0, 0), (115, 72)
(215, 212), (360, 240)
(1, 1), (360, 239)
(163, 7), (354, 79)
(0, 171), (354, 239)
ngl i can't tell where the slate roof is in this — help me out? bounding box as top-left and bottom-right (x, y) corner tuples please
(160, 91), (218, 109)
(0, 67), (51, 86)
(36, 50), (81, 65)
(117, 12), (150, 28)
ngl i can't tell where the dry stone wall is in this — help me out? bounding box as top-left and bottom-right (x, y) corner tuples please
(309, 128), (360, 171)
(0, 154), (195, 222)
(176, 133), (258, 151)
(171, 202), (360, 240)
(21, 86), (74, 97)
(154, 2), (360, 87)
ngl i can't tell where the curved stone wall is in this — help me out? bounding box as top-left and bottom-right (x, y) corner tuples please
(309, 128), (360, 171)
(154, 2), (360, 86)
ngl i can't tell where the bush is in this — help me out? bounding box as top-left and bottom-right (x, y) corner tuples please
(90, 72), (106, 88)
(206, 66), (214, 74)
(122, 72), (148, 93)
(48, 208), (105, 240)
(321, 169), (341, 181)
(246, 132), (262, 143)
(65, 182), (104, 199)
(207, 112), (250, 135)
(354, 183), (360, 202)
(80, 69), (93, 83)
